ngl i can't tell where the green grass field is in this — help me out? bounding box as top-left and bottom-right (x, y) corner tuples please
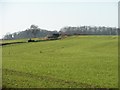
(2, 36), (118, 88)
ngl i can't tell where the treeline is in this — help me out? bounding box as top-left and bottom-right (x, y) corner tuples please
(3, 25), (57, 40)
(60, 26), (118, 35)
(3, 25), (118, 40)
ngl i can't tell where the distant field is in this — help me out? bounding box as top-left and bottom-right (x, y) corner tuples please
(2, 36), (118, 88)
(0, 38), (42, 44)
(0, 39), (26, 44)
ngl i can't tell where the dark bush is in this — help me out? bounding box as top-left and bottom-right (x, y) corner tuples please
(28, 39), (35, 42)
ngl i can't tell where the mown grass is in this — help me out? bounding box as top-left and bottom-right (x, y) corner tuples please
(2, 36), (118, 88)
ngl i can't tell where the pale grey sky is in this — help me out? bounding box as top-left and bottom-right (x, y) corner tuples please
(0, 0), (119, 38)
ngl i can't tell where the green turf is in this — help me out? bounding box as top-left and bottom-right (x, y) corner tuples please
(2, 36), (118, 88)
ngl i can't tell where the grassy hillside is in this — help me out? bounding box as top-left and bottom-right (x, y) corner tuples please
(2, 36), (118, 88)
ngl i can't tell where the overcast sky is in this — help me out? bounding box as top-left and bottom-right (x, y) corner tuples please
(0, 0), (119, 38)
